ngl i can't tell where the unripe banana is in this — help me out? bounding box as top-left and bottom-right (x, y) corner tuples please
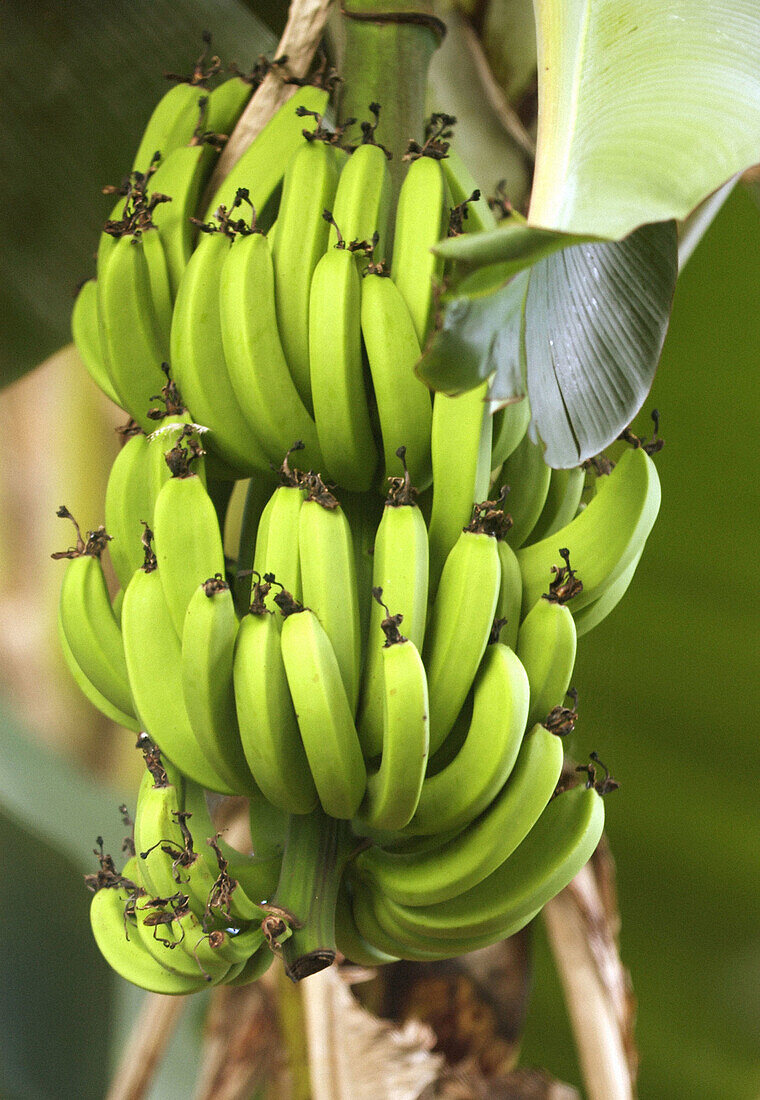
(391, 153), (447, 345)
(219, 228), (324, 471)
(280, 602), (367, 820)
(233, 577), (319, 814)
(103, 426), (153, 591)
(308, 239), (378, 491)
(402, 641), (530, 836)
(97, 233), (170, 432)
(71, 280), (123, 407)
(357, 463), (429, 757)
(494, 539), (523, 651)
(360, 271), (433, 489)
(500, 431), (552, 548)
(428, 382), (492, 593)
(441, 148), (497, 234)
(132, 80), (207, 174)
(182, 575), (257, 794)
(149, 142), (216, 296)
(298, 479), (362, 711)
(517, 577), (579, 729)
(170, 226), (272, 476)
(423, 499), (508, 755)
(357, 606), (430, 832)
(490, 397), (531, 470)
(354, 722), (563, 906)
(517, 446), (661, 615)
(152, 456), (226, 638)
(328, 132), (393, 260)
(272, 136), (342, 407)
(54, 511), (135, 720)
(526, 465), (586, 545)
(251, 449), (306, 612)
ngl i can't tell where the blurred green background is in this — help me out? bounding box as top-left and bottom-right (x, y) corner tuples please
(1, 1), (758, 1097)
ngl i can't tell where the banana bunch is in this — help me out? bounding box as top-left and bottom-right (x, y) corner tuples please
(64, 43), (664, 991)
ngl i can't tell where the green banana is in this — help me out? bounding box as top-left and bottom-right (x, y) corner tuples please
(57, 615), (138, 731)
(204, 84), (329, 216)
(182, 576), (257, 794)
(391, 152), (447, 345)
(402, 641), (530, 836)
(517, 446), (661, 615)
(526, 465), (586, 545)
(219, 227), (324, 470)
(353, 722), (563, 906)
(423, 504), (505, 756)
(233, 577), (319, 814)
(133, 894), (234, 984)
(272, 134), (342, 408)
(170, 225), (272, 476)
(148, 142), (216, 296)
(53, 512), (135, 720)
(334, 878), (398, 967)
(357, 608), (429, 832)
(494, 539), (523, 650)
(428, 382), (493, 593)
(251, 452), (306, 612)
(517, 551), (580, 728)
(280, 603), (367, 820)
(298, 480), (362, 711)
(328, 125), (393, 259)
(340, 488), (385, 664)
(71, 279), (124, 406)
(89, 857), (208, 994)
(501, 431), (552, 549)
(308, 235), (378, 491)
(360, 271), (433, 489)
(103, 426), (152, 592)
(490, 398), (531, 470)
(378, 784), (605, 943)
(121, 557), (236, 795)
(573, 547), (643, 638)
(234, 474), (274, 610)
(152, 463), (226, 637)
(97, 232), (170, 432)
(357, 464), (429, 758)
(132, 79), (208, 175)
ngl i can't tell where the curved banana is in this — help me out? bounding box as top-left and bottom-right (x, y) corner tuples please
(132, 80), (207, 174)
(182, 576), (256, 794)
(360, 271), (433, 489)
(490, 398), (530, 470)
(57, 615), (139, 731)
(170, 227), (272, 476)
(139, 226), (174, 346)
(357, 622), (429, 832)
(152, 467), (226, 637)
(54, 515), (135, 720)
(308, 240), (378, 491)
(121, 561), (236, 794)
(219, 228), (324, 471)
(103, 426), (152, 592)
(334, 879), (399, 967)
(526, 465), (586, 545)
(402, 642), (530, 836)
(272, 136), (341, 407)
(517, 589), (578, 730)
(378, 784), (605, 943)
(71, 280), (123, 406)
(391, 153), (447, 345)
(133, 895), (234, 984)
(280, 604), (367, 820)
(501, 432), (552, 549)
(252, 456), (306, 612)
(89, 858), (207, 994)
(495, 539), (523, 651)
(357, 467), (429, 758)
(298, 482), (362, 711)
(427, 382), (492, 593)
(149, 142), (216, 296)
(573, 547), (643, 638)
(354, 723), (563, 906)
(233, 580), (319, 814)
(423, 512), (503, 756)
(204, 84), (329, 216)
(517, 446), (661, 615)
(97, 232), (170, 432)
(328, 134), (393, 260)
(234, 474), (275, 609)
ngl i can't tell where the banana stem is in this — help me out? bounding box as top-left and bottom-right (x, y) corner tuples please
(270, 808), (350, 982)
(338, 0), (444, 194)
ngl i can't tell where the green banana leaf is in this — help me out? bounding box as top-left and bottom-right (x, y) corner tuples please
(1, 0), (273, 387)
(529, 0), (760, 240)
